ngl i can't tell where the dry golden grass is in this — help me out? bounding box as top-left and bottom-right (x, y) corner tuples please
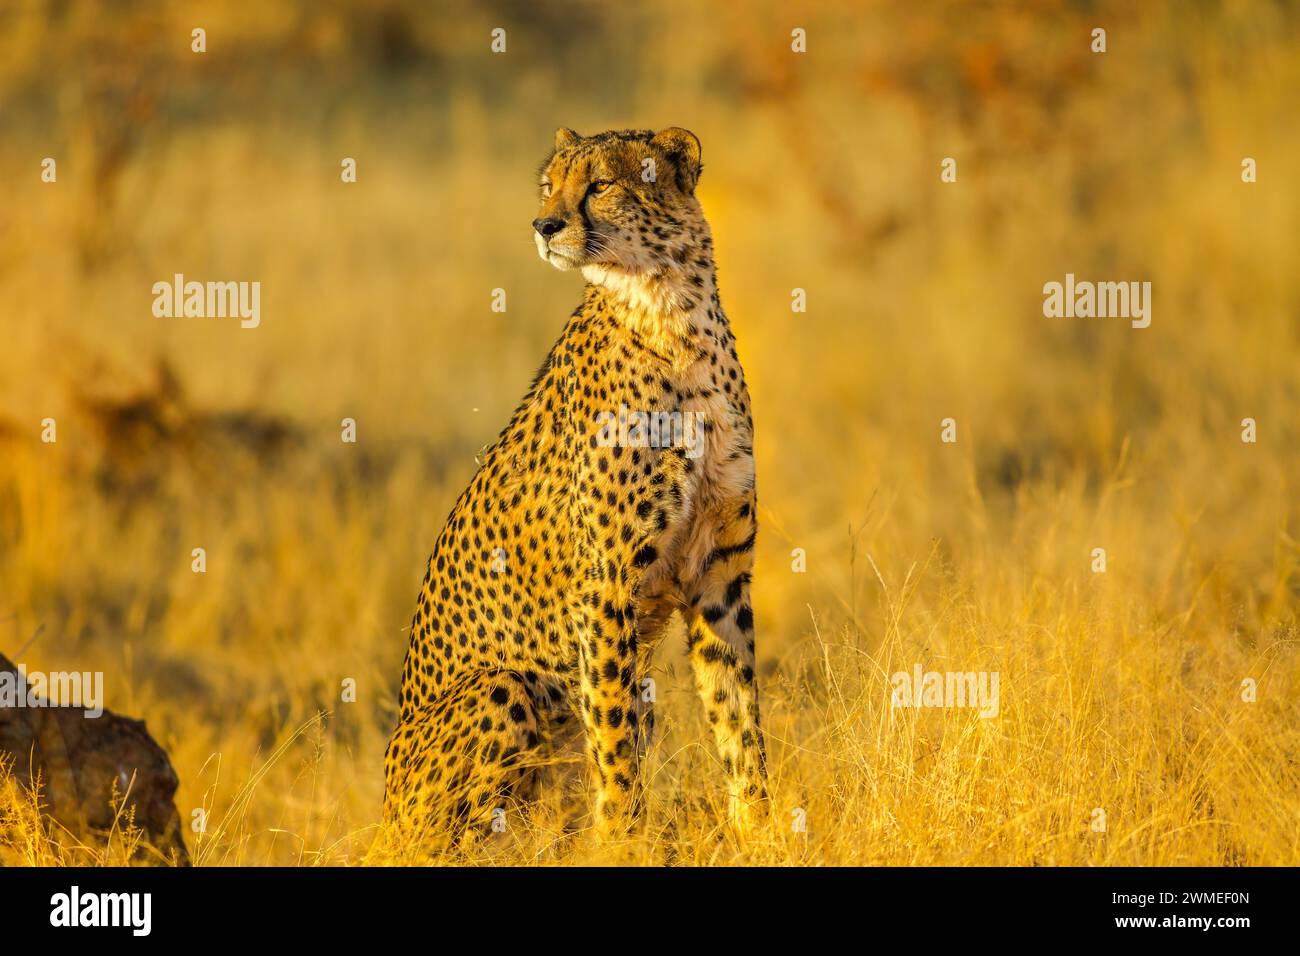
(0, 0), (1297, 866)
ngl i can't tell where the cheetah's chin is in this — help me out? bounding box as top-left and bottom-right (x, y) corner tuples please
(546, 251), (580, 271)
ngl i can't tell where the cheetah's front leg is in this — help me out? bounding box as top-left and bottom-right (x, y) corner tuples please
(683, 503), (769, 838)
(576, 562), (643, 837)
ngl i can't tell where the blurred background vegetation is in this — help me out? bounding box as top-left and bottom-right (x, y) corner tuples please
(0, 0), (1297, 864)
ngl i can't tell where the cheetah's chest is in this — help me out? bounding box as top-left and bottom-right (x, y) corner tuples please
(631, 348), (754, 617)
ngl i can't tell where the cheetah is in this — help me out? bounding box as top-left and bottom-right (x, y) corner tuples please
(383, 127), (767, 846)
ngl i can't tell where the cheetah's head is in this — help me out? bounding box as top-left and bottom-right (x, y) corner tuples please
(533, 127), (706, 279)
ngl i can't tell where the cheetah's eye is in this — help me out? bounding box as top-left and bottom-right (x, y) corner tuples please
(541, 182), (553, 198)
(589, 180), (614, 195)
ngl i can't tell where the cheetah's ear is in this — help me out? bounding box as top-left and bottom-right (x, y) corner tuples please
(651, 127), (702, 193)
(554, 127), (581, 149)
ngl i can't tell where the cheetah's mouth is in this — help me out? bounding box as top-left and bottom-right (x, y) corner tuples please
(535, 231), (584, 271)
(546, 250), (581, 271)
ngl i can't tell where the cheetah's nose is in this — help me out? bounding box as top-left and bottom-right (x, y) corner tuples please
(533, 217), (567, 239)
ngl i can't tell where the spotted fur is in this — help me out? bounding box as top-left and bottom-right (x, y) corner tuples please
(383, 127), (767, 845)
